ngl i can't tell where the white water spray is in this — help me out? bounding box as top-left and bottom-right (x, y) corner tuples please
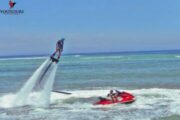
(39, 63), (57, 107)
(12, 58), (58, 107)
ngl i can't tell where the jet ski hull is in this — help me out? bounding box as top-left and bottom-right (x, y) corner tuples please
(94, 91), (135, 105)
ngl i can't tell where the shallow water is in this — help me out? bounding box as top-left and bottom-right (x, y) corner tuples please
(0, 53), (180, 120)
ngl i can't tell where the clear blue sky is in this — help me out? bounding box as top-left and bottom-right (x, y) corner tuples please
(0, 0), (180, 56)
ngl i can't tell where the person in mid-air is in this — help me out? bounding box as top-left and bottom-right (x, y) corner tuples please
(107, 90), (118, 102)
(51, 38), (65, 61)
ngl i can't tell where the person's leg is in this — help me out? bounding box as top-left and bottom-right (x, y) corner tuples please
(112, 96), (117, 102)
(57, 51), (62, 59)
(114, 96), (118, 102)
(51, 50), (58, 57)
(111, 96), (115, 103)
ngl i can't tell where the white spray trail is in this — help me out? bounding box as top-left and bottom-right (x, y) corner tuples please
(39, 63), (57, 107)
(12, 59), (50, 106)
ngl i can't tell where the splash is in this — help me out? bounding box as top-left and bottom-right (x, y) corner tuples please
(11, 59), (57, 107)
(39, 63), (57, 107)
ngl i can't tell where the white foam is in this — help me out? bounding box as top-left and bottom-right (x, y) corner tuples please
(0, 56), (47, 61)
(83, 56), (123, 60)
(12, 59), (51, 107)
(0, 87), (180, 119)
(74, 55), (81, 57)
(0, 94), (16, 108)
(0, 58), (59, 108)
(175, 55), (180, 58)
(39, 63), (57, 107)
(50, 88), (180, 114)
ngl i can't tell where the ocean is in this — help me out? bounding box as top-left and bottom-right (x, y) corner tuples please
(0, 51), (180, 120)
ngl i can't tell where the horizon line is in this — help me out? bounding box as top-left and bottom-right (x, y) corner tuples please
(1, 49), (180, 58)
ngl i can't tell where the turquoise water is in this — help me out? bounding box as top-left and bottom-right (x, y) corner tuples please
(0, 52), (180, 120)
(56, 53), (180, 90)
(1, 53), (180, 92)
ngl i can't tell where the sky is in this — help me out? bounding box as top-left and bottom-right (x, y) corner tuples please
(0, 0), (180, 56)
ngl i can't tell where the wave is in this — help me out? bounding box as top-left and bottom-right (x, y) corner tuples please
(83, 56), (124, 60)
(0, 88), (180, 120)
(74, 55), (81, 57)
(51, 88), (180, 113)
(0, 56), (47, 61)
(175, 55), (180, 58)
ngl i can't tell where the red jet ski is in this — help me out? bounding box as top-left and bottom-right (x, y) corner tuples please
(94, 91), (135, 105)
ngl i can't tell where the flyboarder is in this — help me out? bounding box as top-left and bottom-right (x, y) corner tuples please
(51, 38), (65, 63)
(38, 38), (65, 85)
